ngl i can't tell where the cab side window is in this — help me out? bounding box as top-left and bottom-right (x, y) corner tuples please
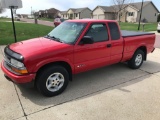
(85, 24), (108, 42)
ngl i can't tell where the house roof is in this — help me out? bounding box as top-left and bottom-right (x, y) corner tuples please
(67, 7), (91, 13)
(75, 7), (90, 13)
(61, 11), (67, 14)
(45, 8), (60, 13)
(69, 8), (77, 12)
(129, 1), (151, 10)
(98, 6), (114, 12)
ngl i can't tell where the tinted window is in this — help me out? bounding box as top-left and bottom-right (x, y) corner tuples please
(108, 22), (120, 40)
(85, 24), (108, 42)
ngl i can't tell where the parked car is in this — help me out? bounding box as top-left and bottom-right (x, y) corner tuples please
(28, 15), (34, 19)
(14, 16), (20, 21)
(53, 18), (66, 27)
(157, 22), (160, 33)
(1, 19), (155, 97)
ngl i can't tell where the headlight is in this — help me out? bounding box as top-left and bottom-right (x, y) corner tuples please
(10, 58), (28, 74)
(11, 58), (24, 68)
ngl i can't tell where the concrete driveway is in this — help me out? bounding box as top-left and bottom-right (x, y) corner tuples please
(0, 44), (160, 120)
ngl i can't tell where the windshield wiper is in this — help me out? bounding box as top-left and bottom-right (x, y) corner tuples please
(45, 35), (55, 39)
(54, 37), (64, 43)
(45, 35), (63, 43)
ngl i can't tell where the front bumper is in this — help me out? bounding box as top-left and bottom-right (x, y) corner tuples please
(1, 61), (36, 84)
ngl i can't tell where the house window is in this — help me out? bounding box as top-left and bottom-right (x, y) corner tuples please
(75, 13), (78, 17)
(155, 13), (157, 16)
(128, 12), (134, 16)
(70, 14), (73, 17)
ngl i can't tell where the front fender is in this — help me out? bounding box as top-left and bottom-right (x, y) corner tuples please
(33, 57), (74, 73)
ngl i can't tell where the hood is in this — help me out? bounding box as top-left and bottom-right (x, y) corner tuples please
(9, 37), (71, 57)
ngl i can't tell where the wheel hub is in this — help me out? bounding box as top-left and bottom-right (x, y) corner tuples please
(135, 54), (142, 66)
(46, 72), (64, 92)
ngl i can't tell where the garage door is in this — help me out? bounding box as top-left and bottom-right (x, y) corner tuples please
(93, 15), (97, 19)
(98, 14), (105, 19)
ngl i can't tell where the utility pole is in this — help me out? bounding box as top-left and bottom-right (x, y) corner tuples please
(31, 6), (32, 16)
(138, 0), (144, 31)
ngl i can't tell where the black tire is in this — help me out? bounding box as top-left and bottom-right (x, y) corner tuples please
(157, 30), (160, 33)
(36, 65), (69, 97)
(128, 49), (144, 69)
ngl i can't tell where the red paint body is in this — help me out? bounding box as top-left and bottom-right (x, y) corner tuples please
(1, 20), (155, 84)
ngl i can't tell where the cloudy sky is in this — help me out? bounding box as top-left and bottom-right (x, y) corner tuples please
(0, 0), (160, 17)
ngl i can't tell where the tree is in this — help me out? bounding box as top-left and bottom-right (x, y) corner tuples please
(111, 0), (133, 23)
(0, 2), (5, 14)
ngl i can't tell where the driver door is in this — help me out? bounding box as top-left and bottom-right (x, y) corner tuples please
(74, 23), (111, 73)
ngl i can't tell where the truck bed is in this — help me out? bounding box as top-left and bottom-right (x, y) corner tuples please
(121, 30), (155, 37)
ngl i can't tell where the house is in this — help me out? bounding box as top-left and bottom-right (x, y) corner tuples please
(37, 8), (60, 19)
(61, 7), (92, 19)
(92, 6), (115, 20)
(92, 1), (159, 23)
(38, 10), (45, 18)
(61, 11), (68, 19)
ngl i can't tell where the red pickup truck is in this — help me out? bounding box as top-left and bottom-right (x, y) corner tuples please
(1, 19), (155, 97)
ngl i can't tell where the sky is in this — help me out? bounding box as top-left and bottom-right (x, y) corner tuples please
(0, 0), (160, 17)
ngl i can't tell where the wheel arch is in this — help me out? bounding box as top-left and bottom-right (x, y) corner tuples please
(136, 46), (147, 61)
(35, 61), (73, 86)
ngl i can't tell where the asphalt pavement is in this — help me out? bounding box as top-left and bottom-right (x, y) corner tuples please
(20, 18), (54, 27)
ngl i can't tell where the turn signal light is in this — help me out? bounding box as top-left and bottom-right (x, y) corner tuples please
(11, 67), (28, 74)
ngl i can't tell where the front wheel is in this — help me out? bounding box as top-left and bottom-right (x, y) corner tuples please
(36, 65), (69, 97)
(128, 50), (144, 69)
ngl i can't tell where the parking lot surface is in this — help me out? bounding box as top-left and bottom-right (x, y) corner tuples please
(0, 34), (160, 120)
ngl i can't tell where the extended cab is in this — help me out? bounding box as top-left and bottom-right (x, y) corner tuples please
(1, 20), (155, 97)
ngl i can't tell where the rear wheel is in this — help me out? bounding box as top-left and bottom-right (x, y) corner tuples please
(128, 50), (144, 69)
(36, 65), (69, 97)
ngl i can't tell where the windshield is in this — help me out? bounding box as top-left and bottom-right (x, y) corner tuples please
(47, 22), (86, 44)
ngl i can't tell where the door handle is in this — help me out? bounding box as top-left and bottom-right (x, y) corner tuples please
(107, 44), (112, 48)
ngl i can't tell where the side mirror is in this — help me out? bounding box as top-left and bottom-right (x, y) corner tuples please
(80, 36), (94, 44)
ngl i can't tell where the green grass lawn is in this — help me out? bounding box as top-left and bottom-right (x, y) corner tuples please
(0, 18), (11, 22)
(119, 22), (157, 32)
(0, 21), (157, 45)
(38, 17), (54, 22)
(0, 22), (53, 45)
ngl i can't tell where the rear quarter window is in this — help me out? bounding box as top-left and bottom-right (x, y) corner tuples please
(108, 22), (120, 40)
